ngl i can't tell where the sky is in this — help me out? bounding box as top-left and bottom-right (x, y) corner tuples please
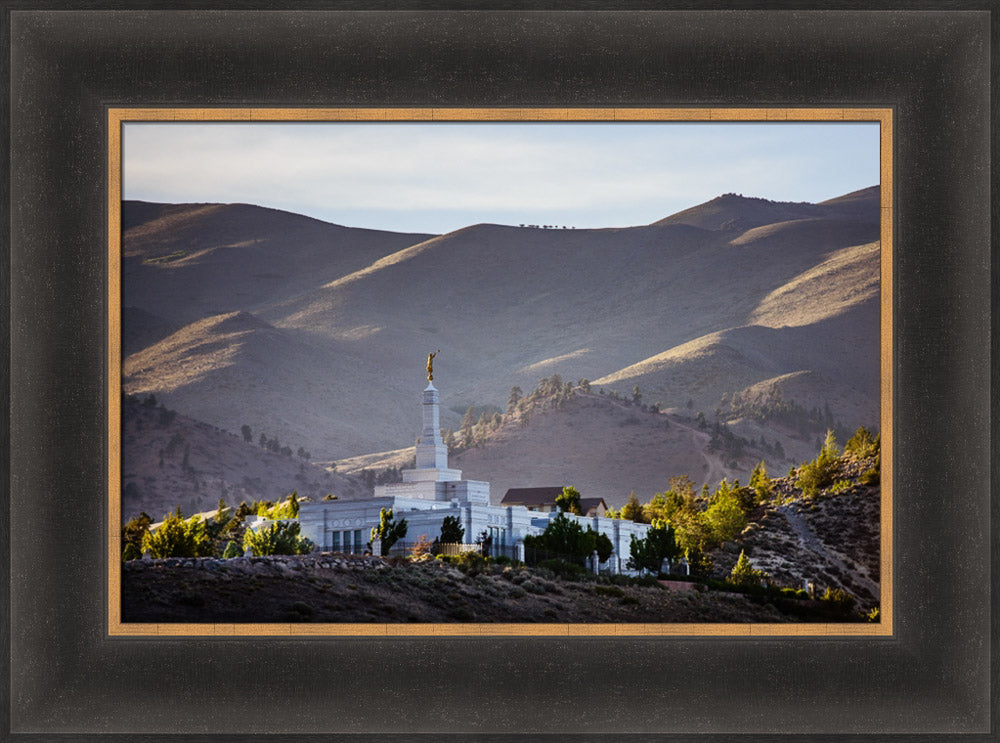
(123, 121), (880, 235)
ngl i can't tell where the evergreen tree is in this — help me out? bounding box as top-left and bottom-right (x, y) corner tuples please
(749, 460), (772, 502)
(241, 424), (253, 443)
(439, 515), (465, 544)
(507, 386), (523, 415)
(627, 519), (680, 572)
(620, 491), (646, 523)
(728, 549), (769, 587)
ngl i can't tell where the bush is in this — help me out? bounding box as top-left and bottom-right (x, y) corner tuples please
(243, 521), (314, 556)
(453, 551), (487, 575)
(860, 464), (880, 486)
(819, 586), (855, 609)
(535, 558), (586, 580)
(142, 512), (213, 558)
(122, 542), (142, 562)
(594, 584), (626, 598)
(221, 540), (241, 559)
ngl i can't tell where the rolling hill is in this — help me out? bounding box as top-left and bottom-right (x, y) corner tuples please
(121, 186), (882, 507)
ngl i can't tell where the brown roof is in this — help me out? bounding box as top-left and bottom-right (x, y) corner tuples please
(501, 487), (563, 506)
(501, 488), (606, 512)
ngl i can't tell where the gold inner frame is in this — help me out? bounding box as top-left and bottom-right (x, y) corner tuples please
(107, 107), (893, 637)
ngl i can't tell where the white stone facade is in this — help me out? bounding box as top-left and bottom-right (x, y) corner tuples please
(257, 377), (650, 568)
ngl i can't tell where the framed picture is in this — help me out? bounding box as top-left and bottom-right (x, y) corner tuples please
(6, 5), (993, 739)
(109, 106), (892, 639)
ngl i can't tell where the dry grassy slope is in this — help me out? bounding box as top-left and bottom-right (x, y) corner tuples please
(122, 200), (433, 326)
(122, 188), (879, 462)
(593, 238), (880, 460)
(121, 396), (366, 523)
(123, 310), (419, 456)
(448, 393), (759, 506)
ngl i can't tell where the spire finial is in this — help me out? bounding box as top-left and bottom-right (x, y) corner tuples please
(426, 350), (440, 381)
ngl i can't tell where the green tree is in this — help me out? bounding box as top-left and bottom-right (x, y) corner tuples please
(555, 486), (582, 515)
(243, 521), (314, 556)
(507, 386), (523, 415)
(797, 429), (840, 497)
(141, 512), (213, 558)
(121, 511), (152, 552)
(727, 549), (768, 587)
(627, 519), (680, 572)
(845, 426), (879, 458)
(526, 513), (611, 561)
(257, 491), (299, 520)
(620, 491), (646, 523)
(704, 482), (747, 544)
(122, 542), (142, 562)
(241, 424), (253, 443)
(749, 460), (772, 502)
(439, 515), (464, 544)
(370, 507), (408, 553)
(632, 385), (642, 405)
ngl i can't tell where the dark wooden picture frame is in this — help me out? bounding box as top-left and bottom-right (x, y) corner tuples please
(5, 5), (994, 739)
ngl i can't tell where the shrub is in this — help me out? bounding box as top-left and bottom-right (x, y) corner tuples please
(453, 551), (487, 575)
(243, 521), (314, 556)
(860, 463), (880, 486)
(221, 540), (241, 559)
(141, 512), (213, 558)
(819, 586), (855, 609)
(122, 542), (142, 562)
(594, 585), (626, 598)
(410, 534), (432, 560)
(535, 558), (586, 580)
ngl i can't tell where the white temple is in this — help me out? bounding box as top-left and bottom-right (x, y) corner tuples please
(254, 364), (650, 569)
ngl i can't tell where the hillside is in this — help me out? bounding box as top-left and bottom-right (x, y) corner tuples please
(121, 552), (862, 624)
(121, 395), (366, 522)
(334, 379), (787, 508)
(708, 451), (881, 610)
(122, 187), (881, 482)
(122, 200), (433, 326)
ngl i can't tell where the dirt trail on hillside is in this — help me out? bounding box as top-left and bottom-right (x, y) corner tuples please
(779, 505), (879, 600)
(669, 417), (728, 487)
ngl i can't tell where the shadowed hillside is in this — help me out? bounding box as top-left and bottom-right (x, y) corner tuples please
(122, 187), (881, 483)
(121, 394), (366, 522)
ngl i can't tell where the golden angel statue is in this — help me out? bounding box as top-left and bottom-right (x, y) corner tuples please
(427, 350), (440, 381)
